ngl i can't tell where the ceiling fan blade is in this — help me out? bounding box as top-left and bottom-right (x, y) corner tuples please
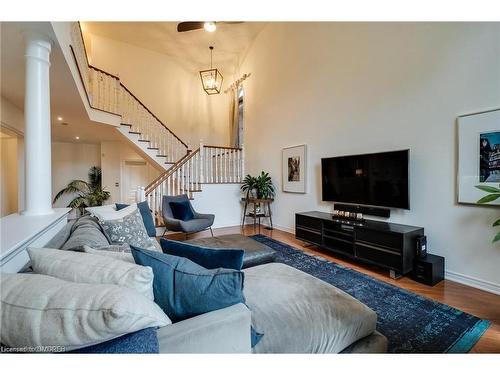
(221, 21), (244, 24)
(177, 22), (205, 32)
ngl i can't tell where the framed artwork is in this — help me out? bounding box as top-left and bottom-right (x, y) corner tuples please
(282, 144), (307, 193)
(457, 108), (500, 205)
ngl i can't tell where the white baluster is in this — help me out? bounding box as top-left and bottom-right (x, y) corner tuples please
(199, 140), (204, 185)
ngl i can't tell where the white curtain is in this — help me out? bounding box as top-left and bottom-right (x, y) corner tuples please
(229, 86), (240, 147)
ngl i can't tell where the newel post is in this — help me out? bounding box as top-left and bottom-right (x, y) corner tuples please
(136, 186), (146, 203)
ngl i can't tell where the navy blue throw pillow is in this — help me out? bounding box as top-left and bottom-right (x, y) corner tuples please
(169, 201), (194, 221)
(130, 246), (245, 323)
(116, 201), (156, 237)
(160, 238), (244, 271)
(251, 326), (264, 348)
(69, 328), (159, 354)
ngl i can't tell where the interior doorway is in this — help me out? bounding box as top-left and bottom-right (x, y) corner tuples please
(122, 160), (149, 204)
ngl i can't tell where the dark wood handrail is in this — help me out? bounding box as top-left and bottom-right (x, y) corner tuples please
(73, 22), (188, 149)
(145, 148), (200, 194)
(89, 64), (120, 80)
(119, 83), (188, 148)
(69, 45), (121, 116)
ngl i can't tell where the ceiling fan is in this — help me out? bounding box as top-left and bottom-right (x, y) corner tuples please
(177, 21), (243, 33)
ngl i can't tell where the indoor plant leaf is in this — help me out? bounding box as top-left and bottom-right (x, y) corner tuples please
(474, 185), (500, 193)
(476, 193), (500, 204)
(492, 218), (500, 227)
(493, 231), (500, 243)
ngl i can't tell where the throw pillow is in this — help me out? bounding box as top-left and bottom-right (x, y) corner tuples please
(169, 200), (194, 221)
(116, 201), (156, 237)
(100, 208), (158, 250)
(61, 215), (110, 251)
(130, 246), (245, 323)
(87, 203), (137, 222)
(84, 204), (117, 218)
(160, 238), (244, 270)
(28, 247), (154, 300)
(69, 328), (159, 354)
(0, 273), (170, 350)
(83, 244), (135, 263)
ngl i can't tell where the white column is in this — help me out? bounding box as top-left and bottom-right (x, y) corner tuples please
(21, 33), (53, 216)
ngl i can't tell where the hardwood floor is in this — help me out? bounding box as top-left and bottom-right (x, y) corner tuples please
(165, 225), (500, 353)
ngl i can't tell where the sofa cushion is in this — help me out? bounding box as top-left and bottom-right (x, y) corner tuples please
(0, 273), (171, 350)
(116, 201), (156, 237)
(169, 200), (194, 221)
(244, 263), (377, 353)
(130, 246), (245, 323)
(69, 328), (159, 354)
(28, 247), (154, 300)
(160, 238), (244, 270)
(61, 215), (109, 251)
(100, 208), (158, 250)
(83, 244), (135, 263)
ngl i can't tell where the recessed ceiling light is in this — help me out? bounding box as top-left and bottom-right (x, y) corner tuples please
(204, 22), (216, 32)
(75, 136), (80, 140)
(57, 116), (63, 121)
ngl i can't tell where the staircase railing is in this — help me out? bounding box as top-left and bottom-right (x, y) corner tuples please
(69, 22), (189, 163)
(69, 21), (246, 226)
(145, 142), (245, 225)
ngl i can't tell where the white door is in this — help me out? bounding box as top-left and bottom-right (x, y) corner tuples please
(122, 161), (149, 203)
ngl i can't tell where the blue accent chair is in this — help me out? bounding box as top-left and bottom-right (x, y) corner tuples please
(162, 194), (215, 238)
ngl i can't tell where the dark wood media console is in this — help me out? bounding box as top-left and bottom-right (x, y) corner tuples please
(295, 211), (424, 278)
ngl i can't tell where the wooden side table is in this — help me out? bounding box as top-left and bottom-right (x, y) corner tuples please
(241, 197), (274, 233)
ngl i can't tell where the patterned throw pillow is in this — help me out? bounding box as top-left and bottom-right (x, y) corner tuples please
(100, 208), (157, 250)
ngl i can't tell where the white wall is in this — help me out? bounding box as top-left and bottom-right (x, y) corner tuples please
(51, 142), (101, 211)
(1, 136), (18, 216)
(191, 184), (242, 229)
(0, 96), (25, 213)
(87, 34), (231, 148)
(239, 23), (500, 291)
(101, 140), (161, 203)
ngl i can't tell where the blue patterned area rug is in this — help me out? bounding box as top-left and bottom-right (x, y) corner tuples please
(250, 234), (490, 353)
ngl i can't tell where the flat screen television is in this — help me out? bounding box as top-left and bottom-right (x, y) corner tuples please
(321, 149), (410, 209)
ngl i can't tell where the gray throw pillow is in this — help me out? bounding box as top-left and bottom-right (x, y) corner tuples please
(61, 215), (110, 251)
(100, 208), (157, 250)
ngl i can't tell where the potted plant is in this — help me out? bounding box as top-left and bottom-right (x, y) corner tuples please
(53, 166), (111, 216)
(241, 174), (257, 199)
(241, 171), (275, 200)
(255, 171), (275, 199)
(475, 184), (500, 243)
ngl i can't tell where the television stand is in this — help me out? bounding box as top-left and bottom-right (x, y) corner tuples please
(295, 211), (424, 277)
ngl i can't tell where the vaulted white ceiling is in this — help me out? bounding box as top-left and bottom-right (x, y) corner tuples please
(1, 22), (122, 144)
(81, 22), (266, 76)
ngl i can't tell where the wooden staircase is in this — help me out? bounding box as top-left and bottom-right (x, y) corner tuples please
(68, 22), (244, 223)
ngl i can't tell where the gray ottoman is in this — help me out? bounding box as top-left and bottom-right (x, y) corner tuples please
(185, 234), (276, 268)
(244, 263), (387, 353)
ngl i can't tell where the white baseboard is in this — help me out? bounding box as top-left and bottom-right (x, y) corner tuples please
(265, 224), (500, 296)
(445, 270), (500, 296)
(272, 223), (295, 234)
